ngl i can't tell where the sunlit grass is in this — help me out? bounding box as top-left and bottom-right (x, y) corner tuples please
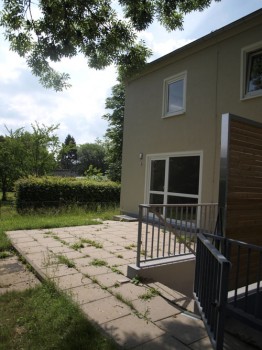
(0, 192), (119, 251)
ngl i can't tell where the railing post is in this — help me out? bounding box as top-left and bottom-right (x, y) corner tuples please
(136, 204), (143, 267)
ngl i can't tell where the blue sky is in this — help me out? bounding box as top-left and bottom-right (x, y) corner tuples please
(0, 0), (261, 144)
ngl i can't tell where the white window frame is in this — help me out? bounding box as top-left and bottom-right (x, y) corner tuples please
(162, 71), (187, 118)
(240, 41), (262, 100)
(144, 151), (203, 205)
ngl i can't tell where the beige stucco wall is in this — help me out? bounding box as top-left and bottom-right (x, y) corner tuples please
(121, 12), (262, 216)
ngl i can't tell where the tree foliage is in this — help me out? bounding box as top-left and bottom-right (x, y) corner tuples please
(59, 134), (77, 170)
(76, 141), (107, 176)
(0, 0), (220, 90)
(0, 123), (59, 201)
(103, 82), (124, 182)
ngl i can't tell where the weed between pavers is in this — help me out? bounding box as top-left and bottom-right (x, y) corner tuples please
(90, 258), (107, 267)
(81, 238), (103, 249)
(131, 275), (142, 286)
(0, 250), (13, 259)
(110, 266), (123, 275)
(70, 241), (85, 250)
(57, 255), (76, 268)
(124, 243), (136, 250)
(139, 287), (160, 301)
(114, 292), (135, 310)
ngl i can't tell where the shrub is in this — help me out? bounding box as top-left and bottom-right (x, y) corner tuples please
(15, 176), (120, 212)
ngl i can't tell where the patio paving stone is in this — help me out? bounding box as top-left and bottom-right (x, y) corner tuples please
(81, 295), (131, 324)
(50, 246), (76, 254)
(77, 264), (111, 277)
(21, 245), (49, 255)
(100, 314), (165, 349)
(57, 250), (84, 260)
(109, 281), (149, 301)
(68, 283), (111, 305)
(53, 272), (90, 290)
(79, 247), (114, 259)
(105, 256), (130, 267)
(43, 264), (78, 278)
(155, 313), (208, 345)
(94, 272), (129, 288)
(133, 334), (190, 350)
(132, 295), (181, 322)
(9, 236), (35, 244)
(105, 245), (128, 253)
(17, 240), (41, 248)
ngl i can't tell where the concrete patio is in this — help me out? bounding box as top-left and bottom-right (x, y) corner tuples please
(4, 221), (258, 349)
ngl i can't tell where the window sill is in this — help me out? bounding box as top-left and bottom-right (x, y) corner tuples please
(162, 110), (185, 118)
(241, 90), (262, 101)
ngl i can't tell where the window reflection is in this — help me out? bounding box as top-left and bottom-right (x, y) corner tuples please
(168, 79), (184, 113)
(246, 49), (262, 93)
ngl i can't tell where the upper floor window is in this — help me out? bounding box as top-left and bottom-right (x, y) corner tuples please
(163, 72), (186, 118)
(246, 49), (262, 94)
(241, 42), (262, 99)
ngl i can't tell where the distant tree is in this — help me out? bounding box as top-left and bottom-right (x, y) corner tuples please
(0, 0), (220, 90)
(28, 123), (60, 176)
(0, 123), (60, 201)
(103, 82), (125, 182)
(76, 141), (107, 176)
(0, 129), (26, 201)
(59, 134), (77, 170)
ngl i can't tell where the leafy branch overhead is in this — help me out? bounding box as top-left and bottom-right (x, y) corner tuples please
(0, 0), (220, 90)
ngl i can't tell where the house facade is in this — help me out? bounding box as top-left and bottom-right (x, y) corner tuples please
(120, 9), (262, 217)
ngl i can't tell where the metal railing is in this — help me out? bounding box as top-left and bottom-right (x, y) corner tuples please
(136, 203), (219, 267)
(203, 233), (262, 330)
(194, 233), (230, 350)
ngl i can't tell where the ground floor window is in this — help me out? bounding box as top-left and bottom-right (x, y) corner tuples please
(146, 153), (202, 206)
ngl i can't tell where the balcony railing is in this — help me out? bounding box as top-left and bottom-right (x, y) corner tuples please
(136, 203), (219, 267)
(203, 233), (262, 330)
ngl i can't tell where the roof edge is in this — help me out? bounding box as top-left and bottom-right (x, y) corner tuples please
(127, 8), (262, 82)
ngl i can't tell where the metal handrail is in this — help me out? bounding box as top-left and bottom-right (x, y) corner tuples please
(137, 203), (219, 267)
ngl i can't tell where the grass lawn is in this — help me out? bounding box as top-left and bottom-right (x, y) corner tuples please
(0, 193), (120, 349)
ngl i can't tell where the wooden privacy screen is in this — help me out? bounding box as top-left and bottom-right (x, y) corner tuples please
(219, 113), (262, 288)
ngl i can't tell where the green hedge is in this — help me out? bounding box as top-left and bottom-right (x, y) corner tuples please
(15, 176), (121, 211)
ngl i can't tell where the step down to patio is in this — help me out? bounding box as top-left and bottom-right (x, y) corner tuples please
(127, 255), (196, 300)
(113, 215), (138, 222)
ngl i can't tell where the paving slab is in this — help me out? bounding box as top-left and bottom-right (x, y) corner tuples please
(104, 245), (127, 253)
(17, 240), (41, 248)
(43, 264), (79, 278)
(95, 272), (129, 288)
(105, 256), (130, 267)
(68, 283), (111, 305)
(58, 250), (85, 260)
(101, 313), (165, 349)
(77, 264), (111, 277)
(109, 281), (149, 301)
(133, 295), (181, 322)
(53, 272), (90, 290)
(155, 313), (208, 345)
(49, 246), (74, 254)
(80, 247), (114, 258)
(133, 334), (190, 350)
(81, 295), (131, 324)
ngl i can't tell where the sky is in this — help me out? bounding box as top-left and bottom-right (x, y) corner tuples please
(0, 0), (261, 145)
